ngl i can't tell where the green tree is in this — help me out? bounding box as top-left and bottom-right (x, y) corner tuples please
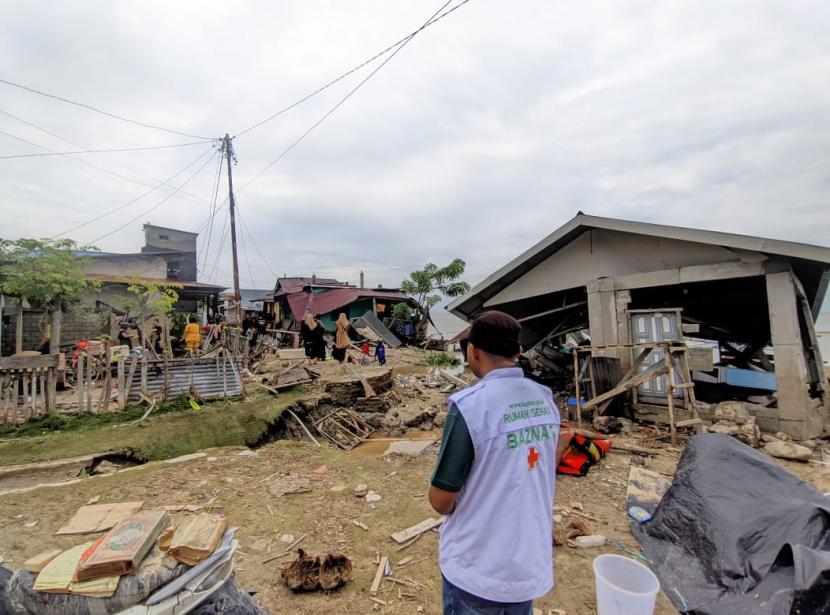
(400, 259), (470, 337)
(0, 238), (102, 352)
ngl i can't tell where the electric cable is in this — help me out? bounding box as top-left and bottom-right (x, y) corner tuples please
(88, 148), (219, 244)
(50, 145), (217, 238)
(234, 0), (461, 197)
(0, 114), (213, 207)
(0, 77), (214, 140)
(198, 154), (224, 274)
(233, 0), (471, 138)
(0, 139), (207, 159)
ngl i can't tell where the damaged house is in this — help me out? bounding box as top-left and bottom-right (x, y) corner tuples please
(449, 213), (830, 440)
(260, 276), (420, 344)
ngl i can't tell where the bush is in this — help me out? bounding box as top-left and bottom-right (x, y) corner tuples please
(424, 352), (461, 368)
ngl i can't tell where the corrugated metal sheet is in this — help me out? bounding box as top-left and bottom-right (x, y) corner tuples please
(287, 288), (413, 321)
(351, 310), (402, 348)
(127, 358), (242, 403)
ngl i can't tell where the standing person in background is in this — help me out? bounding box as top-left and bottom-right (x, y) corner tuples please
(360, 341), (371, 365)
(301, 314), (317, 359)
(332, 313), (351, 363)
(183, 315), (201, 354)
(375, 340), (387, 366)
(428, 311), (560, 614)
(311, 315), (327, 361)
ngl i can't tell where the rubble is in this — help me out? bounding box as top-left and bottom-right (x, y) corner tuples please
(763, 440), (814, 462)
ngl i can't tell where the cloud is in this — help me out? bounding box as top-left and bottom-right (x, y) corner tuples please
(0, 0), (828, 307)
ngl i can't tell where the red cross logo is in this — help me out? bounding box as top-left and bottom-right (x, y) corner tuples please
(527, 446), (540, 471)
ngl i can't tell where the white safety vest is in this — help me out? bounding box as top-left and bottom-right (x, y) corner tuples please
(440, 367), (559, 603)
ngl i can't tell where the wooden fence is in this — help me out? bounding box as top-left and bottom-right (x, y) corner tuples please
(1, 354), (60, 424)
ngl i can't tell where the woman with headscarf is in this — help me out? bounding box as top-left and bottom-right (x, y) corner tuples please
(332, 313), (350, 363)
(301, 314), (317, 359)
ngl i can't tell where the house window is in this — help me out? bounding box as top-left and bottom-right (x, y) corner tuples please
(158, 234), (169, 240)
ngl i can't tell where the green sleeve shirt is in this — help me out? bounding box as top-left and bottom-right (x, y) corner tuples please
(430, 403), (475, 492)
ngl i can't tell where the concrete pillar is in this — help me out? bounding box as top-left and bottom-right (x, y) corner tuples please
(587, 278), (619, 355)
(615, 290), (632, 370)
(766, 271), (824, 439)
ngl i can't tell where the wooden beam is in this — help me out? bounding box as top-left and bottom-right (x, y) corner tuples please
(370, 557), (388, 595)
(390, 518), (443, 544)
(596, 347), (653, 416)
(581, 363), (669, 411)
(0, 354), (61, 370)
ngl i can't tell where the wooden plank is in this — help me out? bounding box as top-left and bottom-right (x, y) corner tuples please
(370, 556), (388, 595)
(38, 371), (46, 416)
(85, 354), (93, 414)
(596, 347), (653, 416)
(438, 370), (466, 388)
(124, 356), (138, 400)
(47, 367), (56, 412)
(140, 354), (148, 396)
(664, 351), (677, 444)
(77, 355), (85, 413)
(0, 354), (61, 370)
(346, 366), (376, 399)
(675, 418), (702, 428)
(29, 370), (37, 417)
(22, 372), (30, 420)
(390, 518), (443, 544)
(581, 363), (669, 411)
(117, 356), (126, 411)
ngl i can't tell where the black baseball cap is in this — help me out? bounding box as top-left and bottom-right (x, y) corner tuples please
(468, 310), (521, 357)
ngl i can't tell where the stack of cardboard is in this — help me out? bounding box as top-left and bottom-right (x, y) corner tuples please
(33, 510), (169, 599)
(75, 510), (169, 581)
(167, 513), (228, 565)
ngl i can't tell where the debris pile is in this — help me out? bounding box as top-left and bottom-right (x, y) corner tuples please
(280, 549), (353, 592)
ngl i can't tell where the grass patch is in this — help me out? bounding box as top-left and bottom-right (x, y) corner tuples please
(423, 352), (461, 368)
(0, 388), (304, 466)
(0, 396), (204, 439)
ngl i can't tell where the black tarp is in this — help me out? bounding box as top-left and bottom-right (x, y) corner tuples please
(631, 433), (830, 615)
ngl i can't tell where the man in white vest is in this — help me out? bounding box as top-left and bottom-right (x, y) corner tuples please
(429, 310), (560, 614)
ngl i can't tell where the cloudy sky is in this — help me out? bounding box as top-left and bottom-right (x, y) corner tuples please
(1, 1), (828, 307)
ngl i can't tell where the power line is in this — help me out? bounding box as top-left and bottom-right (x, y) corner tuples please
(0, 112), (214, 207)
(88, 148), (219, 244)
(236, 204), (277, 279)
(234, 0), (464, 197)
(233, 0), (472, 138)
(51, 145), (217, 239)
(0, 139), (208, 159)
(237, 221), (258, 290)
(0, 77), (214, 140)
(198, 154), (224, 274)
(207, 208), (231, 282)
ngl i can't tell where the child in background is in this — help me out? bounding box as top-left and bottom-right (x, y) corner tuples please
(375, 341), (387, 366)
(361, 341), (371, 365)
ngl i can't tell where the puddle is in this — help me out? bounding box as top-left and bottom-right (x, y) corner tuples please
(350, 430), (440, 457)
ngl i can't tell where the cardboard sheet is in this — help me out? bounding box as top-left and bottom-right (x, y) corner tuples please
(56, 501), (143, 535)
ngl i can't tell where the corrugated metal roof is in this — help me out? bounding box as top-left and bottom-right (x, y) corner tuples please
(275, 277), (345, 295)
(352, 310), (402, 348)
(284, 288), (413, 321)
(449, 212), (830, 318)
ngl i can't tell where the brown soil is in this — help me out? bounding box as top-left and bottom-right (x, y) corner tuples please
(1, 348), (827, 614)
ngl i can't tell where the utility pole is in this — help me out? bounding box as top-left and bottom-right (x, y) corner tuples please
(222, 134), (243, 326)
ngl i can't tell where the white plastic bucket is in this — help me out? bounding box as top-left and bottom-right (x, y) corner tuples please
(593, 554), (660, 615)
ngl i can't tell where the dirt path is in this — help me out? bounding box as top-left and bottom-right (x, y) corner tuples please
(0, 437), (691, 614)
